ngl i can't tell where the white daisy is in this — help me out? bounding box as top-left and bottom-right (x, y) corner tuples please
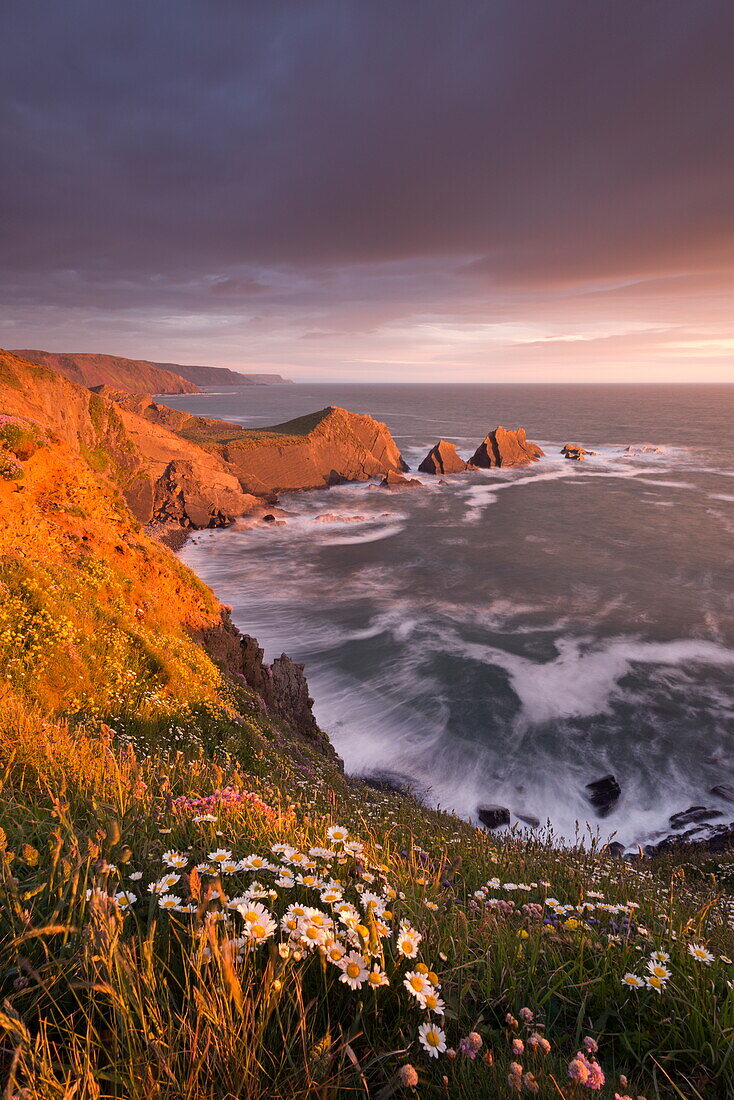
(418, 1022), (446, 1058)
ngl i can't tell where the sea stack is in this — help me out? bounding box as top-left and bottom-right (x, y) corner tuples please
(418, 439), (469, 475)
(470, 426), (545, 468)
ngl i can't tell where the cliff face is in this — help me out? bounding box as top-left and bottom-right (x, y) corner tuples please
(0, 352), (325, 747)
(0, 352), (257, 529)
(153, 361), (291, 386)
(14, 349), (200, 394)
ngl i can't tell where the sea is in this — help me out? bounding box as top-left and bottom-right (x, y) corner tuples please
(164, 383), (734, 848)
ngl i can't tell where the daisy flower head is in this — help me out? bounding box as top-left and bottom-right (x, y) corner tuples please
(621, 973), (645, 989)
(645, 973), (666, 993)
(650, 950), (670, 964)
(158, 894), (182, 910)
(208, 849), (233, 864)
(326, 826), (349, 844)
(325, 940), (347, 965)
(339, 951), (368, 989)
(397, 924), (422, 959)
(162, 851), (188, 869)
(114, 891), (137, 910)
(403, 971), (434, 1000)
(219, 860), (239, 876)
(647, 962), (671, 981)
(244, 913), (277, 943)
(418, 989), (445, 1014)
(241, 854), (275, 872)
(236, 901), (271, 925)
(320, 886), (343, 905)
(149, 873), (181, 894)
(688, 943), (715, 965)
(367, 966), (389, 988)
(128, 871), (143, 881)
(344, 840), (364, 856)
(418, 1021), (447, 1058)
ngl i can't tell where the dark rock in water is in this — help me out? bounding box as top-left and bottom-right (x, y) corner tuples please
(513, 810), (540, 828)
(585, 774), (621, 816)
(262, 513), (276, 523)
(361, 770), (420, 797)
(380, 470), (422, 489)
(647, 821), (734, 857)
(561, 443), (596, 461)
(478, 804), (511, 829)
(418, 439), (469, 475)
(606, 841), (626, 857)
(624, 442), (665, 455)
(470, 426), (545, 468)
(669, 806), (724, 829)
(711, 784), (734, 804)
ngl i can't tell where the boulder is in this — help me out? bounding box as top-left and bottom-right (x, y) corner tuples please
(669, 806), (724, 829)
(647, 821), (734, 857)
(361, 770), (421, 797)
(711, 784), (734, 804)
(470, 427), (545, 468)
(477, 804), (511, 829)
(380, 470), (422, 489)
(418, 440), (468, 475)
(152, 460), (256, 529)
(561, 443), (596, 461)
(513, 810), (540, 828)
(606, 841), (626, 858)
(585, 774), (621, 817)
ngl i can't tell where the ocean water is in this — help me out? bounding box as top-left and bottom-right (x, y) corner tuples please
(168, 384), (734, 847)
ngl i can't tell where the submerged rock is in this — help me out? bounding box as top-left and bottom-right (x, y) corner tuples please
(585, 774), (621, 817)
(418, 440), (469, 475)
(470, 427), (545, 468)
(477, 804), (511, 829)
(380, 470), (422, 489)
(624, 443), (665, 455)
(711, 784), (734, 804)
(561, 443), (596, 460)
(513, 810), (540, 828)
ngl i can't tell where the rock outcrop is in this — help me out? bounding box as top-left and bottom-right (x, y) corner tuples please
(418, 440), (469, 475)
(477, 804), (511, 829)
(561, 443), (596, 460)
(380, 470), (422, 489)
(624, 443), (665, 455)
(470, 427), (545, 468)
(152, 460), (255, 528)
(585, 774), (621, 816)
(14, 349), (200, 394)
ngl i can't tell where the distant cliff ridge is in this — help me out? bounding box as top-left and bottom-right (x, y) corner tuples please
(153, 361), (291, 386)
(14, 350), (200, 395)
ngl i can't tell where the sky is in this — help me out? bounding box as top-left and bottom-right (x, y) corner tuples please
(2, 1), (734, 382)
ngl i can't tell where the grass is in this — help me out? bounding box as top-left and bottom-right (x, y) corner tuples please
(0, 429), (732, 1098)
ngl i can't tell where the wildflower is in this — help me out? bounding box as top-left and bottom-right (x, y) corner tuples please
(512, 1038), (524, 1057)
(158, 894), (182, 910)
(241, 854), (276, 872)
(528, 1032), (551, 1055)
(219, 860), (239, 875)
(418, 989), (445, 1014)
(506, 1013), (518, 1029)
(508, 1064), (523, 1091)
(326, 826), (349, 843)
(367, 966), (389, 988)
(404, 971), (434, 1000)
(237, 901), (272, 925)
(344, 840), (364, 855)
(208, 848), (233, 864)
(397, 925), (422, 958)
(425, 900), (438, 911)
(688, 943), (715, 964)
(646, 962), (671, 981)
(339, 951), (368, 990)
(459, 1032), (482, 1059)
(621, 973), (645, 989)
(397, 1064), (419, 1088)
(149, 873), (180, 894)
(114, 890), (137, 910)
(244, 914), (277, 943)
(418, 1022), (446, 1058)
(325, 940), (347, 965)
(645, 974), (666, 993)
(162, 851), (188, 869)
(583, 1037), (599, 1055)
(650, 950), (670, 964)
(568, 1057), (590, 1085)
(193, 813), (217, 823)
(518, 1007), (534, 1024)
(128, 871), (143, 881)
(320, 887), (343, 905)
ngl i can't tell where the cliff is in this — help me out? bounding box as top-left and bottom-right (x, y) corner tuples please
(97, 392), (409, 496)
(14, 349), (200, 394)
(153, 361), (291, 386)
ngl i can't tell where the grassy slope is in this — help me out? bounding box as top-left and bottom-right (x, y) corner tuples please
(0, 388), (733, 1098)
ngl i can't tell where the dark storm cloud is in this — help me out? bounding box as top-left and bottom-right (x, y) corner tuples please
(3, 0), (734, 295)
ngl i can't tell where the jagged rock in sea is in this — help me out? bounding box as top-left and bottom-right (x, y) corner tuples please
(470, 426), (545, 468)
(624, 443), (665, 454)
(477, 804), (511, 829)
(418, 439), (469, 475)
(585, 774), (621, 816)
(711, 784), (734, 803)
(669, 806), (724, 829)
(152, 459), (253, 529)
(646, 820), (734, 857)
(380, 470), (422, 489)
(561, 443), (596, 460)
(513, 810), (540, 828)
